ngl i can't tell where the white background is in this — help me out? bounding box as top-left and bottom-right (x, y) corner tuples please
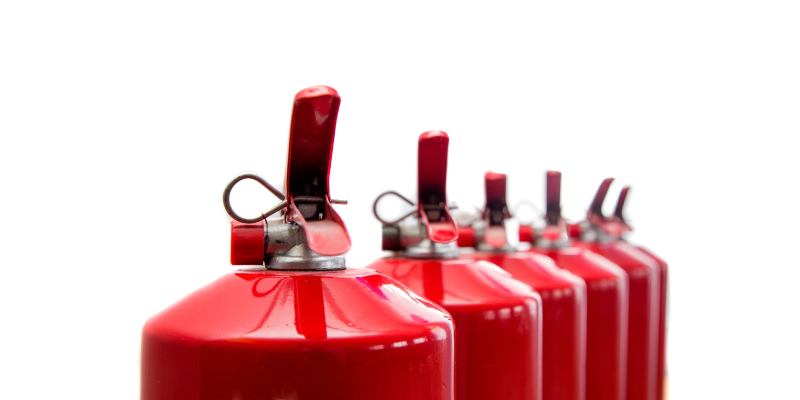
(1, 0), (799, 398)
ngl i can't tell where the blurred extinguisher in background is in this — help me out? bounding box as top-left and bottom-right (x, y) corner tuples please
(572, 184), (669, 400)
(519, 171), (629, 400)
(140, 86), (456, 400)
(457, 172), (587, 400)
(568, 179), (661, 400)
(368, 132), (543, 400)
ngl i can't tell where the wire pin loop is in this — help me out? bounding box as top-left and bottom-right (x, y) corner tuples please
(373, 191), (417, 226)
(373, 191), (458, 226)
(513, 200), (545, 226)
(223, 173), (287, 224)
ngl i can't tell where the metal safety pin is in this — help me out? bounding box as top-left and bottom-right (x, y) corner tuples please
(223, 173), (287, 224)
(373, 190), (458, 226)
(513, 200), (545, 225)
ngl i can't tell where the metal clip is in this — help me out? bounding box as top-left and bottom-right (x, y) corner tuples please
(513, 200), (543, 226)
(373, 191), (417, 225)
(223, 173), (287, 224)
(373, 190), (458, 226)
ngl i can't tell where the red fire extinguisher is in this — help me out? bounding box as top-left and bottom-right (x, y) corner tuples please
(141, 86), (456, 400)
(368, 132), (543, 400)
(605, 186), (668, 400)
(456, 172), (587, 400)
(567, 179), (661, 400)
(519, 171), (628, 400)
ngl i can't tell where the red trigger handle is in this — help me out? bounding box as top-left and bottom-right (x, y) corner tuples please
(483, 171), (509, 248)
(484, 172), (511, 221)
(614, 186), (630, 223)
(590, 178), (614, 219)
(417, 131), (458, 243)
(283, 86), (351, 256)
(545, 171), (562, 226)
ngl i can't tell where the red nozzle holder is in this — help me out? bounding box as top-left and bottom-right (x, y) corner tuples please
(543, 226), (562, 241)
(231, 221), (266, 265)
(457, 226), (476, 248)
(567, 223), (582, 238)
(519, 225), (534, 244)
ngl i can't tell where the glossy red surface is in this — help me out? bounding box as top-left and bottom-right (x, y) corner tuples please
(477, 252), (587, 400)
(634, 245), (668, 400)
(142, 268), (455, 400)
(529, 246), (628, 400)
(367, 257), (543, 400)
(573, 241), (660, 400)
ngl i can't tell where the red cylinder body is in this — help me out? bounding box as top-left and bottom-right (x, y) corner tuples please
(366, 257), (543, 400)
(477, 252), (586, 400)
(141, 268), (455, 400)
(572, 241), (660, 400)
(633, 246), (668, 400)
(529, 246), (628, 400)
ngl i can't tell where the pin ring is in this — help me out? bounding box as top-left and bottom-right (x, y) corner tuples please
(223, 174), (287, 223)
(373, 191), (417, 225)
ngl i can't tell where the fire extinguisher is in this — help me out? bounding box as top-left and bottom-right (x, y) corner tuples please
(519, 171), (628, 400)
(140, 86), (456, 400)
(456, 171), (587, 400)
(602, 186), (668, 400)
(368, 132), (543, 400)
(567, 179), (661, 400)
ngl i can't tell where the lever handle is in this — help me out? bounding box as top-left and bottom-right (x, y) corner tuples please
(417, 131), (457, 243)
(545, 171), (562, 226)
(484, 172), (509, 217)
(590, 178), (614, 218)
(284, 86), (351, 256)
(614, 186), (630, 222)
(483, 171), (509, 248)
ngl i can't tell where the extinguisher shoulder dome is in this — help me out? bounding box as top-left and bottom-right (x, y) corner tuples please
(536, 246), (628, 282)
(635, 245), (668, 270)
(366, 257), (542, 308)
(142, 268), (455, 400)
(590, 240), (661, 274)
(142, 268), (454, 341)
(484, 252), (586, 292)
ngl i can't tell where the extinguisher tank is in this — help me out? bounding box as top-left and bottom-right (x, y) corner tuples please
(141, 87), (455, 400)
(368, 132), (543, 400)
(568, 179), (661, 400)
(520, 171), (629, 400)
